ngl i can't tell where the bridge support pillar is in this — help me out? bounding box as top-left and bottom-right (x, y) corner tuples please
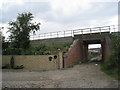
(79, 41), (84, 61)
(101, 37), (112, 61)
(83, 43), (88, 61)
(79, 41), (88, 61)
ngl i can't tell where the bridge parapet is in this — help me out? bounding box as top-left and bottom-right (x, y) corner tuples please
(74, 32), (110, 42)
(29, 25), (118, 40)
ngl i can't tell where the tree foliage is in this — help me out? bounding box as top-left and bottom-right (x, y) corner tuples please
(8, 12), (40, 49)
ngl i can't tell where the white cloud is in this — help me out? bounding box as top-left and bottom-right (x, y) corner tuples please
(0, 0), (25, 11)
(33, 18), (65, 33)
(0, 23), (9, 39)
(49, 0), (118, 17)
(0, 0), (118, 40)
(50, 0), (92, 17)
(107, 16), (118, 25)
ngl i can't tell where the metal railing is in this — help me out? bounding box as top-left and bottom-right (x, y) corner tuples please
(30, 25), (119, 40)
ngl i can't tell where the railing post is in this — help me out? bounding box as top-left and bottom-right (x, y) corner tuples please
(109, 26), (110, 33)
(113, 25), (115, 32)
(71, 30), (72, 37)
(30, 25), (115, 40)
(57, 32), (59, 38)
(73, 30), (74, 37)
(99, 27), (101, 34)
(64, 31), (65, 37)
(38, 34), (40, 39)
(90, 28), (92, 34)
(33, 35), (34, 40)
(50, 32), (52, 38)
(81, 29), (83, 35)
(44, 33), (46, 39)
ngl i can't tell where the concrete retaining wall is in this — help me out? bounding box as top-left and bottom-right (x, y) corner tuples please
(30, 36), (73, 46)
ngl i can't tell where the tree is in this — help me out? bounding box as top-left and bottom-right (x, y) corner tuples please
(8, 12), (40, 49)
(2, 36), (10, 50)
(0, 29), (9, 52)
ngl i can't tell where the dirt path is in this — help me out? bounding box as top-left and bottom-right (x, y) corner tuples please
(2, 63), (119, 88)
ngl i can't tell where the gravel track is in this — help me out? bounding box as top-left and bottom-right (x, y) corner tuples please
(2, 63), (119, 88)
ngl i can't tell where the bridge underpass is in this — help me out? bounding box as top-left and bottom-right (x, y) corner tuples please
(29, 25), (118, 68)
(64, 32), (112, 67)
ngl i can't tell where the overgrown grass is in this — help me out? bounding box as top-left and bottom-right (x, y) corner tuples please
(101, 34), (120, 80)
(88, 54), (99, 60)
(101, 64), (120, 80)
(33, 42), (72, 55)
(3, 42), (72, 55)
(67, 61), (80, 68)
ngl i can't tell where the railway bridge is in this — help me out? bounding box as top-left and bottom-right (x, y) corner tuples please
(63, 26), (119, 67)
(30, 25), (119, 67)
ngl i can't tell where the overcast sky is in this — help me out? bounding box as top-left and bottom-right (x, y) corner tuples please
(0, 0), (118, 48)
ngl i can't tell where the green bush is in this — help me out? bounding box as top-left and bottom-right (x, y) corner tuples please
(14, 65), (24, 69)
(101, 34), (120, 80)
(3, 48), (23, 55)
(88, 54), (99, 60)
(10, 56), (15, 69)
(2, 42), (72, 55)
(2, 64), (11, 69)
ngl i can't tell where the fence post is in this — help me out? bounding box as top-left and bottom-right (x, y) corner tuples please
(58, 49), (63, 69)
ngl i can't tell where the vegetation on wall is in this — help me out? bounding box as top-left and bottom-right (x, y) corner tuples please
(2, 42), (72, 55)
(101, 33), (120, 80)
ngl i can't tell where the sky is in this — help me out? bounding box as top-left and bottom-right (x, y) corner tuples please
(0, 0), (119, 48)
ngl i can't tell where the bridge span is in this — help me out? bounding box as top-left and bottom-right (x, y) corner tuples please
(30, 25), (119, 68)
(64, 32), (112, 67)
(30, 25), (118, 45)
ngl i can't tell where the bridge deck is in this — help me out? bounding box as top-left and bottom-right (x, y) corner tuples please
(29, 25), (118, 40)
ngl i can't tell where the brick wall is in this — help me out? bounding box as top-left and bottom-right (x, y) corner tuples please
(64, 39), (83, 68)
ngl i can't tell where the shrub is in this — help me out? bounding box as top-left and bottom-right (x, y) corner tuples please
(2, 64), (11, 69)
(10, 56), (15, 69)
(3, 48), (23, 55)
(101, 34), (120, 80)
(2, 42), (72, 55)
(14, 65), (24, 69)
